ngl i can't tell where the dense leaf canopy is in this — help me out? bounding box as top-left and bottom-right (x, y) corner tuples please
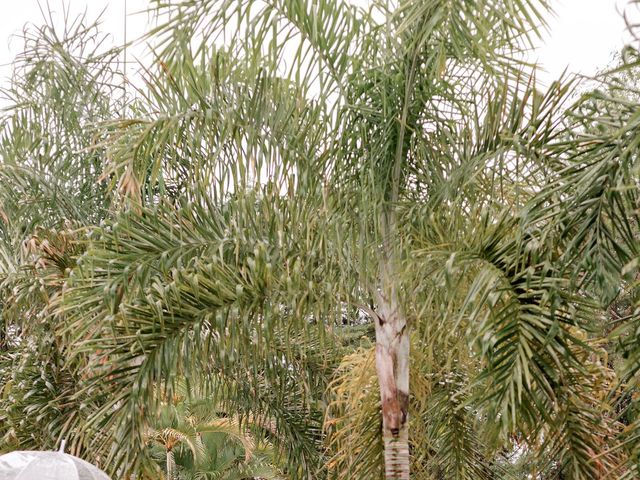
(2, 1), (640, 479)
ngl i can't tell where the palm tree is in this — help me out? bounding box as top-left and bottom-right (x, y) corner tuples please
(1, 1), (635, 479)
(536, 46), (640, 479)
(0, 13), (120, 460)
(59, 0), (625, 478)
(146, 392), (283, 480)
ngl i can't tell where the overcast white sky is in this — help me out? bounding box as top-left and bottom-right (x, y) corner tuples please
(0, 0), (638, 88)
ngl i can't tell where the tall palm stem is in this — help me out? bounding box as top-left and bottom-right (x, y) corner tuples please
(375, 212), (410, 479)
(166, 449), (174, 480)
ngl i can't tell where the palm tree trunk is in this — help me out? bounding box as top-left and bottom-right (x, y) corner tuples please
(166, 449), (175, 480)
(383, 433), (410, 479)
(375, 262), (410, 480)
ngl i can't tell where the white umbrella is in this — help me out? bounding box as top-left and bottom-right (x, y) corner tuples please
(0, 450), (111, 480)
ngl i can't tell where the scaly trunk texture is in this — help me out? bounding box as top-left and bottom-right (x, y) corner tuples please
(166, 449), (174, 480)
(375, 264), (410, 480)
(384, 433), (410, 479)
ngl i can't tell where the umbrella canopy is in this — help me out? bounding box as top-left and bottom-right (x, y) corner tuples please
(0, 451), (111, 480)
